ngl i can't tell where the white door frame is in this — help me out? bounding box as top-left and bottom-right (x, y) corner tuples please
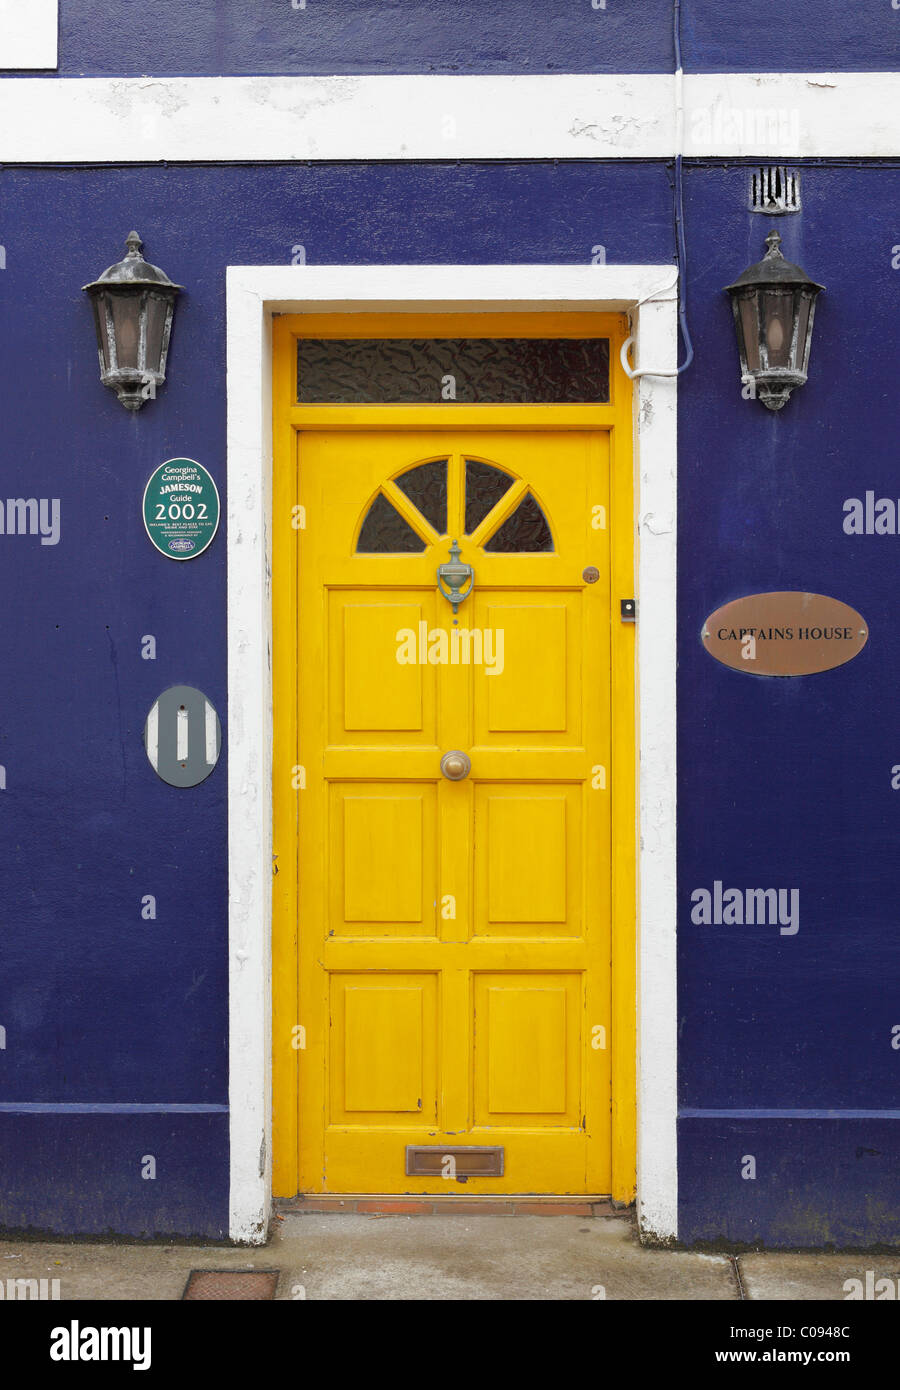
(225, 264), (678, 1244)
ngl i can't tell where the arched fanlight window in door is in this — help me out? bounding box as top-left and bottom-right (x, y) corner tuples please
(355, 455), (553, 554)
(464, 459), (553, 552)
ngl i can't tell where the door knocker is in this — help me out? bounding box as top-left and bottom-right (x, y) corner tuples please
(436, 539), (475, 616)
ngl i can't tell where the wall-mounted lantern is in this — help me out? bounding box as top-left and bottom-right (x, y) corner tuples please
(725, 230), (823, 411)
(83, 232), (182, 412)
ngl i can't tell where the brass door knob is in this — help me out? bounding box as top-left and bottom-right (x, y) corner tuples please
(440, 750), (471, 781)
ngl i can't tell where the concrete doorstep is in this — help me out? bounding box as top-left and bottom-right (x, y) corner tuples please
(1, 1212), (897, 1300)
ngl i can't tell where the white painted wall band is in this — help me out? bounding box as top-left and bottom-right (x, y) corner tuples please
(1, 72), (899, 161)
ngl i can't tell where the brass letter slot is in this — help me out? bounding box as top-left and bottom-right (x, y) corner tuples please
(405, 1145), (504, 1177)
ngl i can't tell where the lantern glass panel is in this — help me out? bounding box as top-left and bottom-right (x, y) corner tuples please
(795, 294), (812, 370)
(763, 291), (795, 369)
(92, 297), (113, 371)
(111, 291), (143, 370)
(145, 294), (169, 375)
(738, 297), (761, 371)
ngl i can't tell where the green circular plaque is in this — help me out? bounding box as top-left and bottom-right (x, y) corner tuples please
(142, 458), (220, 560)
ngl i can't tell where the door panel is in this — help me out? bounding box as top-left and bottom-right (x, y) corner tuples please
(477, 787), (580, 934)
(473, 974), (581, 1123)
(480, 601), (573, 734)
(329, 974), (439, 1124)
(295, 428), (611, 1194)
(334, 786), (437, 933)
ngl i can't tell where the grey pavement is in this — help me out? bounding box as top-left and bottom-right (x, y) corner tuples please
(0, 1214), (895, 1300)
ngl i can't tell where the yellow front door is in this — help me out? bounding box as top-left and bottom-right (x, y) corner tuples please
(290, 426), (612, 1194)
(271, 311), (636, 1201)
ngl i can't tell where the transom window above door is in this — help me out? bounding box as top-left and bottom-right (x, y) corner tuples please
(356, 456), (554, 554)
(297, 337), (610, 404)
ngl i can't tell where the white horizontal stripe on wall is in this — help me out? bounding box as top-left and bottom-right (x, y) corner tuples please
(1, 72), (899, 160)
(0, 0), (57, 71)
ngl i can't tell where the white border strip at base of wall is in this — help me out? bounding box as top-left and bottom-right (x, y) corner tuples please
(225, 264), (679, 1245)
(3, 72), (900, 160)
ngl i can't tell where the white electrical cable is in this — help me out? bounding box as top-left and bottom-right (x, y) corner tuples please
(621, 6), (691, 382)
(619, 271), (681, 379)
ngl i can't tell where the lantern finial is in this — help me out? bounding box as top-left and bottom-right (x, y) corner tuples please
(125, 231), (143, 257)
(764, 229), (783, 258)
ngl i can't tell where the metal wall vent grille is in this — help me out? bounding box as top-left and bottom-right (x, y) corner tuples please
(750, 166), (800, 214)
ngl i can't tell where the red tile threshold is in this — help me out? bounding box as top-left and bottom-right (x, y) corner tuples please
(275, 1196), (620, 1217)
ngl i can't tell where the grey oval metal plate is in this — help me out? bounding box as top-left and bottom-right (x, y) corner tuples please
(144, 685), (221, 787)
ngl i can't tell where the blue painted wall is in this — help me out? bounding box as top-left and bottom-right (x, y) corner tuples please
(2, 43), (899, 1245)
(0, 160), (672, 1237)
(42, 0), (900, 76)
(677, 161), (900, 1247)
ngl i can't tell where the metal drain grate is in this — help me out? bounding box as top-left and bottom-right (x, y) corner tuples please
(750, 166), (800, 214)
(182, 1269), (279, 1300)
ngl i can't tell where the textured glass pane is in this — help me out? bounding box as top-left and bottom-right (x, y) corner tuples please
(484, 493), (554, 553)
(465, 459), (513, 534)
(92, 297), (112, 371)
(796, 295), (812, 370)
(298, 338), (609, 403)
(357, 494), (426, 553)
(395, 459), (447, 534)
(763, 291), (795, 369)
(144, 293), (169, 374)
(111, 292), (142, 369)
(739, 297), (761, 371)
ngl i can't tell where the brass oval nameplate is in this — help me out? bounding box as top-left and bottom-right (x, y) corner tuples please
(702, 592), (868, 676)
